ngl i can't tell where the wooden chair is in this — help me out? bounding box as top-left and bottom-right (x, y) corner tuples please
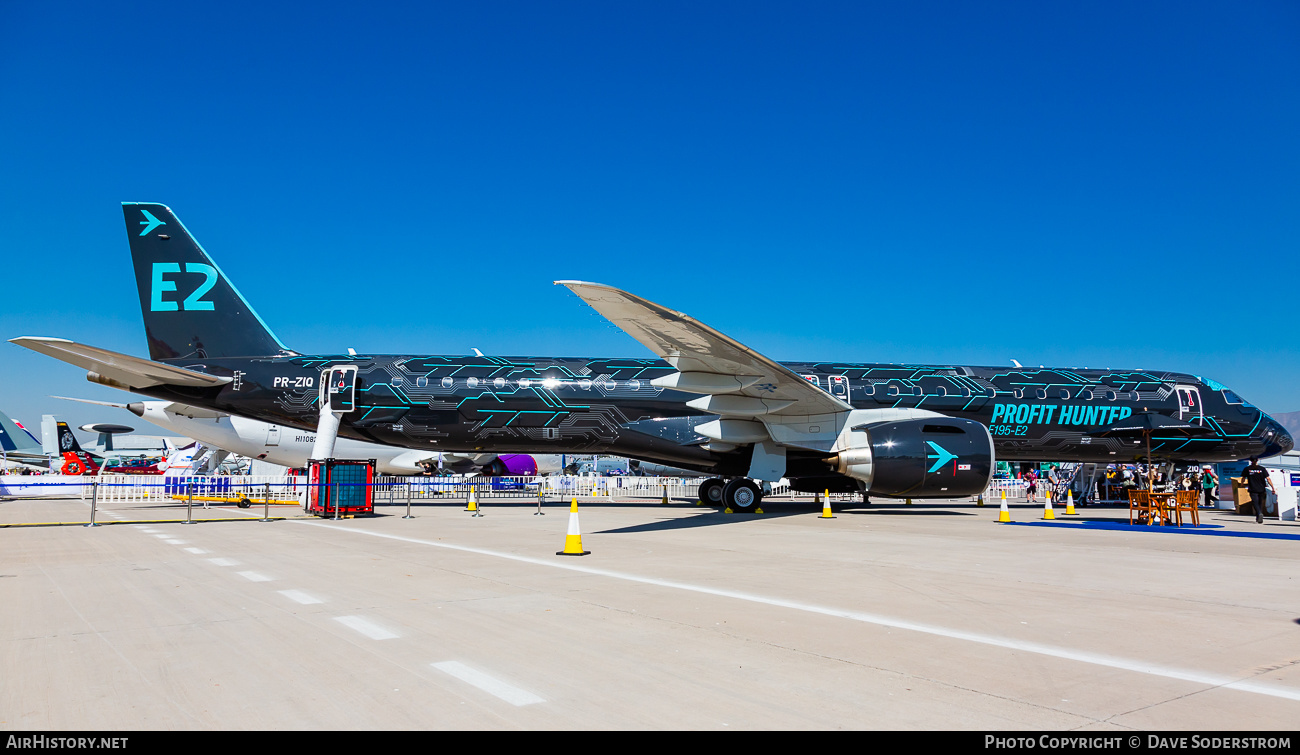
(1128, 489), (1154, 525)
(1172, 489), (1200, 526)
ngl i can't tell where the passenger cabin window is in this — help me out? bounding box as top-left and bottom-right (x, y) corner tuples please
(392, 377), (403, 386)
(935, 386), (948, 397)
(1058, 389), (1070, 400)
(1034, 389), (1047, 399)
(628, 380), (641, 390)
(466, 377), (479, 389)
(441, 377), (453, 388)
(886, 386), (900, 397)
(493, 377), (505, 389)
(1104, 390), (1116, 401)
(1081, 390), (1093, 400)
(416, 377), (428, 388)
(579, 379), (592, 390)
(1014, 389), (1024, 399)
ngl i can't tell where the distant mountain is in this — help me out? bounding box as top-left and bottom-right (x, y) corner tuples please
(1275, 411), (1300, 442)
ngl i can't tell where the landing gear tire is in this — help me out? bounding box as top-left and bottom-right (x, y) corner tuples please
(698, 478), (725, 506)
(237, 498), (252, 509)
(723, 478), (762, 513)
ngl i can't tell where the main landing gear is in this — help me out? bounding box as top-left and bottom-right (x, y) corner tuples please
(699, 477), (763, 513)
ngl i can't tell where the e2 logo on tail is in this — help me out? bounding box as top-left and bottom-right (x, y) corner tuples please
(151, 262), (218, 311)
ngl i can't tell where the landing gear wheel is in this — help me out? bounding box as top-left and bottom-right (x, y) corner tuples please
(723, 478), (762, 513)
(698, 478), (725, 506)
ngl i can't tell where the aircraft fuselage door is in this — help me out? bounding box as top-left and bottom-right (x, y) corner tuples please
(829, 375), (850, 403)
(266, 425), (280, 446)
(321, 366), (358, 414)
(1176, 385), (1203, 424)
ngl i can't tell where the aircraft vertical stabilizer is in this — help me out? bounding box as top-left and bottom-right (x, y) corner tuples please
(122, 203), (293, 360)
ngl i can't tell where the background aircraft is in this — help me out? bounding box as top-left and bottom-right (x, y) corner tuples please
(56, 396), (553, 477)
(10, 203), (1292, 511)
(0, 408), (45, 469)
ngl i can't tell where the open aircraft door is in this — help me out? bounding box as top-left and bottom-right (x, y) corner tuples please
(322, 366), (358, 414)
(1176, 385), (1204, 425)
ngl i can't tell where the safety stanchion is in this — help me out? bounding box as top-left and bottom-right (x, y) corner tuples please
(820, 489), (835, 519)
(535, 488), (545, 516)
(185, 482), (195, 525)
(86, 480), (100, 528)
(333, 480), (340, 521)
(261, 482), (272, 522)
(1065, 490), (1076, 516)
(556, 498), (589, 556)
(1043, 490), (1055, 520)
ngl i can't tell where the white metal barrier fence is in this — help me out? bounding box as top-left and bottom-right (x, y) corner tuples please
(78, 475), (307, 504)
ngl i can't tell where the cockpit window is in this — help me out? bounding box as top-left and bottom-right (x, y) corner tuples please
(1222, 389), (1251, 406)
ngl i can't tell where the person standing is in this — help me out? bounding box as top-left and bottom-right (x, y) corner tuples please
(1240, 457), (1276, 524)
(1200, 465), (1219, 509)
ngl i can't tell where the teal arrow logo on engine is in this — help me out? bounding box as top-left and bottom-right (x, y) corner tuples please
(926, 441), (957, 473)
(139, 209), (166, 236)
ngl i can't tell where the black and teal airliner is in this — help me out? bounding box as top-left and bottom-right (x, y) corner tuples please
(11, 204), (1292, 512)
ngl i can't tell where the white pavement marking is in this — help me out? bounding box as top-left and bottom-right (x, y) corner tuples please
(432, 661), (545, 706)
(300, 521), (1300, 703)
(163, 539), (187, 545)
(278, 589), (324, 605)
(334, 615), (399, 640)
(151, 534), (170, 538)
(237, 571), (272, 582)
(183, 547), (208, 555)
(208, 558), (239, 566)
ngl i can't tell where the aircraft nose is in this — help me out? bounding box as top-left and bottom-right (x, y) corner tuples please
(1262, 416), (1293, 458)
(1274, 418), (1294, 452)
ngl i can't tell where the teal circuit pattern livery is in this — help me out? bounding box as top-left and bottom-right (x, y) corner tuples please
(9, 203), (1292, 513)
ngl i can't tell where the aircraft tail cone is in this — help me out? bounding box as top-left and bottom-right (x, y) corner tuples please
(820, 488), (835, 519)
(1065, 490), (1076, 515)
(998, 496), (1011, 523)
(1043, 490), (1055, 520)
(556, 498), (589, 556)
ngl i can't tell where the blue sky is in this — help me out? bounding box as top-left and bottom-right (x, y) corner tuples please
(1, 1), (1298, 438)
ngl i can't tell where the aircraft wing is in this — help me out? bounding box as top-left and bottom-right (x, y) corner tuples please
(556, 281), (851, 416)
(10, 337), (231, 389)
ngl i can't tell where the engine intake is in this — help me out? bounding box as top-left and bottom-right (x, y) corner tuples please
(825, 417), (993, 498)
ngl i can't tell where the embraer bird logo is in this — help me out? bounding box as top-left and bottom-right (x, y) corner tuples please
(139, 209), (166, 236)
(926, 441), (957, 474)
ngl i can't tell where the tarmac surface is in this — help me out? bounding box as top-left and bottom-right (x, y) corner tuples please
(1, 492), (1298, 730)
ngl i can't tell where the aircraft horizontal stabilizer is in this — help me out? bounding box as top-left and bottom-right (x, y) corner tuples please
(11, 337), (232, 390)
(555, 281), (850, 418)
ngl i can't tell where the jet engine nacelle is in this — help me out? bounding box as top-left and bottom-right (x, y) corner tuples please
(827, 417), (993, 498)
